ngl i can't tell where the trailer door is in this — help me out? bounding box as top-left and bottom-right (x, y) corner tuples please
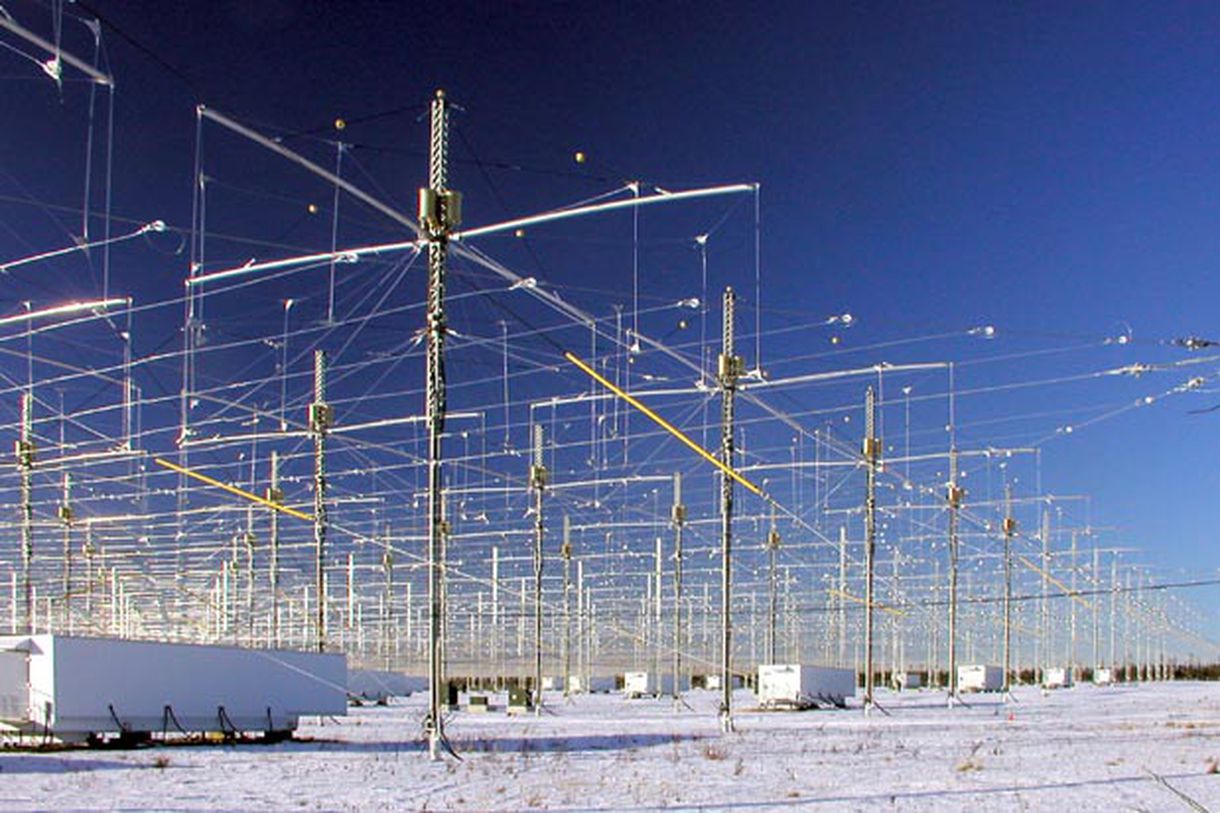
(0, 649), (29, 723)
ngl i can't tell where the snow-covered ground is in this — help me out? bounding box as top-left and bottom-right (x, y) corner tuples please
(3, 682), (1217, 811)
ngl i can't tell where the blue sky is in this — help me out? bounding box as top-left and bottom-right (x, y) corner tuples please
(2, 1), (1218, 653)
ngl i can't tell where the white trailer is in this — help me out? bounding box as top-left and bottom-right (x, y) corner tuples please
(1092, 667), (1114, 685)
(956, 664), (1004, 693)
(570, 675), (615, 694)
(892, 671), (922, 690)
(757, 664), (855, 709)
(0, 635), (346, 743)
(1042, 667), (1073, 689)
(701, 673), (743, 691)
(622, 672), (687, 697)
(623, 671), (657, 698)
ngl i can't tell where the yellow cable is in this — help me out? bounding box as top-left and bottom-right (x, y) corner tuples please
(564, 351), (763, 497)
(154, 457), (313, 522)
(828, 588), (906, 617)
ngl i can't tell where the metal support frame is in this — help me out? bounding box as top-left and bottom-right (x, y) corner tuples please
(268, 451), (282, 647)
(562, 515), (572, 699)
(1069, 530), (1079, 683)
(718, 287), (741, 733)
(653, 534), (662, 686)
(766, 512), (780, 666)
(837, 526), (847, 667)
(1091, 547), (1101, 678)
(946, 447), (962, 704)
(60, 472), (73, 631)
(309, 350), (330, 651)
(862, 386), (879, 710)
(382, 543), (394, 669)
(1040, 509), (1051, 684)
(530, 423), (547, 713)
(18, 393), (35, 634)
(672, 472), (685, 706)
(422, 89), (457, 761)
(1002, 484), (1016, 697)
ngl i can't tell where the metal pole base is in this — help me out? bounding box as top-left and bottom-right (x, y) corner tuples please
(425, 720), (440, 761)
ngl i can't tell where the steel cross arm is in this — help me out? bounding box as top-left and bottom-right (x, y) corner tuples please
(868, 493), (1091, 513)
(0, 13), (113, 85)
(187, 241), (420, 288)
(738, 361), (949, 392)
(452, 183), (756, 241)
(739, 446), (1038, 474)
(541, 371), (994, 413)
(413, 474), (677, 500)
(16, 447), (145, 474)
(565, 512), (777, 533)
(0, 298), (129, 330)
(178, 412), (483, 450)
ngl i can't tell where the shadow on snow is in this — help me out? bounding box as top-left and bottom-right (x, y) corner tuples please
(278, 731), (708, 755)
(540, 769), (1212, 811)
(0, 755), (135, 774)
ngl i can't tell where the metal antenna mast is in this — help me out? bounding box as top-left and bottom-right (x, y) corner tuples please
(862, 386), (880, 711)
(439, 494), (451, 689)
(1069, 530), (1079, 683)
(59, 472), (73, 630)
(382, 542), (394, 670)
(1109, 556), (1118, 676)
(837, 526), (847, 667)
(1002, 483), (1016, 697)
(267, 450), (282, 647)
(946, 445), (963, 705)
(1039, 508), (1050, 684)
(717, 287), (742, 733)
(766, 508), (780, 666)
(530, 423), (547, 713)
(18, 392), (34, 634)
(890, 552), (901, 682)
(420, 88), (459, 760)
(1098, 544), (1107, 678)
(83, 524), (95, 628)
(562, 514), (572, 699)
(653, 534), (662, 687)
(245, 517), (256, 645)
(672, 472), (685, 706)
(491, 546), (501, 690)
(578, 559), (589, 693)
(309, 349), (330, 651)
